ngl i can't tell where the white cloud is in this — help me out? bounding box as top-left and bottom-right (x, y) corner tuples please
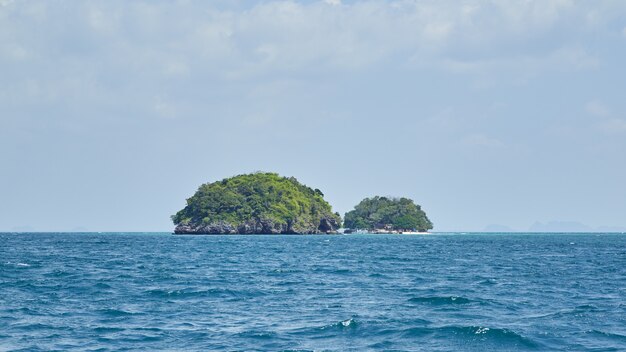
(549, 46), (599, 70)
(585, 100), (611, 117)
(427, 45), (598, 78)
(0, 44), (28, 61)
(584, 100), (626, 135)
(463, 134), (504, 148)
(598, 118), (626, 134)
(153, 98), (178, 119)
(163, 61), (189, 77)
(1, 0), (613, 76)
(0, 0), (623, 113)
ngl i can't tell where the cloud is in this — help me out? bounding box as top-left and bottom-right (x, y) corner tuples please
(0, 0), (618, 80)
(585, 100), (611, 117)
(0, 0), (624, 128)
(598, 118), (626, 134)
(462, 134), (504, 148)
(584, 100), (626, 135)
(434, 45), (598, 75)
(0, 44), (28, 61)
(153, 98), (178, 120)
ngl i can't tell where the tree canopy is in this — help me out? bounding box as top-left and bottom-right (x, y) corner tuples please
(172, 172), (341, 234)
(344, 196), (433, 232)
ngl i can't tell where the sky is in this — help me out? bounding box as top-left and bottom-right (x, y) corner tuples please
(1, 0), (626, 232)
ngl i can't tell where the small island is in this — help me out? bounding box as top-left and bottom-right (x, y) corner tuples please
(344, 196), (433, 234)
(172, 172), (342, 234)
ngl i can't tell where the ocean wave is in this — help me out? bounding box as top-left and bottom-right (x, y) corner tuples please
(289, 317), (361, 337)
(269, 268), (303, 275)
(408, 295), (474, 305)
(316, 318), (359, 331)
(93, 326), (126, 333)
(338, 318), (358, 328)
(402, 325), (540, 348)
(11, 323), (71, 332)
(367, 273), (386, 278)
(145, 287), (259, 299)
(312, 267), (355, 275)
(574, 304), (600, 312)
(98, 308), (141, 317)
(3, 261), (31, 268)
(586, 330), (626, 341)
(94, 282), (113, 289)
(478, 278), (498, 285)
(43, 269), (72, 278)
(275, 280), (302, 286)
(236, 330), (279, 339)
(116, 334), (164, 343)
(3, 232), (625, 351)
(530, 304), (603, 319)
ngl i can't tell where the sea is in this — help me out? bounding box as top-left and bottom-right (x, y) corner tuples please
(1, 232), (625, 351)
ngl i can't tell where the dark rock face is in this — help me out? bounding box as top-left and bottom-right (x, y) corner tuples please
(174, 221), (237, 234)
(174, 217), (340, 235)
(319, 217), (339, 233)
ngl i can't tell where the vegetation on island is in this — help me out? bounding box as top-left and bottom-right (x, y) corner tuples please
(172, 172), (341, 234)
(344, 196), (433, 232)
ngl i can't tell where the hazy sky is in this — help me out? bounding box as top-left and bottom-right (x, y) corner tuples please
(1, 0), (626, 232)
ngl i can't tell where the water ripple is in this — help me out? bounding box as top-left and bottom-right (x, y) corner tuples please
(1, 232), (625, 351)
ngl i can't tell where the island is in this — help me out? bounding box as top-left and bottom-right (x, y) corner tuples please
(172, 172), (342, 234)
(343, 196), (433, 234)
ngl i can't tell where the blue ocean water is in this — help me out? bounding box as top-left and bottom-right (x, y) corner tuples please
(1, 233), (625, 351)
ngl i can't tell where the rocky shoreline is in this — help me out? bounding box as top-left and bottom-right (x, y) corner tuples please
(174, 217), (340, 235)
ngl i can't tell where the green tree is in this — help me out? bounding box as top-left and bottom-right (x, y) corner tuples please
(172, 172), (342, 234)
(344, 196), (433, 232)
